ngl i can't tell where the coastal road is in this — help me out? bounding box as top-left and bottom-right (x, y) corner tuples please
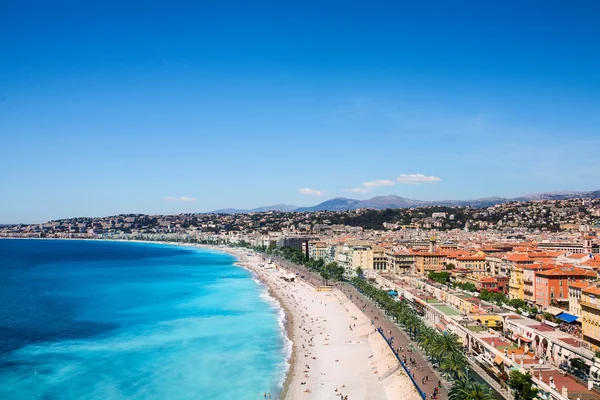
(271, 256), (448, 400)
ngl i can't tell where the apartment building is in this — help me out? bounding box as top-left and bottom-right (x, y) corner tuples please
(522, 264), (554, 305)
(372, 245), (387, 271)
(537, 237), (599, 254)
(581, 283), (600, 350)
(415, 252), (446, 275)
(476, 276), (500, 291)
(485, 254), (510, 277)
(335, 241), (380, 275)
(534, 266), (597, 308)
(568, 280), (589, 317)
(506, 254), (538, 300)
(456, 255), (487, 271)
(307, 241), (334, 263)
(385, 250), (415, 275)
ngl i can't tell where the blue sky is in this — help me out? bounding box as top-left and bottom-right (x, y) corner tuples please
(1, 1), (600, 223)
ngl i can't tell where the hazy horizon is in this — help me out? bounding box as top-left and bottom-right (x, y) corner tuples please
(4, 187), (600, 225)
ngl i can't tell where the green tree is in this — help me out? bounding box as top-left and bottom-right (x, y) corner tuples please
(508, 370), (538, 400)
(454, 281), (477, 292)
(570, 357), (586, 371)
(402, 314), (421, 339)
(349, 277), (478, 386)
(449, 379), (494, 400)
(431, 332), (462, 362)
(440, 351), (468, 380)
(526, 306), (538, 315)
(509, 299), (527, 309)
(323, 262), (344, 281)
(332, 263), (345, 281)
(356, 267), (364, 279)
(320, 269), (331, 285)
(428, 271), (450, 285)
(416, 326), (437, 355)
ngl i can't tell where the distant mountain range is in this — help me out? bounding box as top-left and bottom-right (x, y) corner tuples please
(210, 204), (299, 214)
(208, 190), (600, 214)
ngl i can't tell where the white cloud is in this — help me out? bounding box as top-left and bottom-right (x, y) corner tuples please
(348, 179), (395, 193)
(163, 196), (198, 202)
(363, 179), (395, 188)
(298, 188), (325, 197)
(397, 174), (441, 185)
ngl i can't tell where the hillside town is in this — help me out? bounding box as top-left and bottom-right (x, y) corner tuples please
(4, 197), (600, 400)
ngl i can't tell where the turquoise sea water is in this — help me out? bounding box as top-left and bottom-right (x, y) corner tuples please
(0, 239), (288, 399)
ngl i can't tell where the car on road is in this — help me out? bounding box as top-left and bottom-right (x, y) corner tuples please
(573, 370), (588, 380)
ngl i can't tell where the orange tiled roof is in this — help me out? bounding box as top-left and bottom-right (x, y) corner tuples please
(504, 254), (533, 262)
(526, 252), (565, 260)
(536, 266), (597, 278)
(568, 253), (590, 259)
(569, 280), (591, 289)
(582, 259), (600, 270)
(582, 285), (600, 296)
(443, 250), (470, 258)
(522, 263), (554, 270)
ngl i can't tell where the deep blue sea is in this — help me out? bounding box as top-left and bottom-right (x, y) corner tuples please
(0, 239), (288, 399)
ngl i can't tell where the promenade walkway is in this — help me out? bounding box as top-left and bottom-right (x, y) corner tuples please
(272, 256), (448, 400)
(340, 282), (449, 400)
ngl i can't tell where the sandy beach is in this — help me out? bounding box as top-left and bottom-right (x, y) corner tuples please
(219, 247), (420, 400)
(2, 238), (424, 399)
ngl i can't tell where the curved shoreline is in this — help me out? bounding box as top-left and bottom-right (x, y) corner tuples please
(252, 268), (296, 399)
(236, 260), (295, 398)
(156, 242), (296, 398)
(0, 239), (292, 399)
(217, 246), (417, 400)
(229, 253), (296, 399)
(2, 238), (416, 400)
(0, 238), (293, 398)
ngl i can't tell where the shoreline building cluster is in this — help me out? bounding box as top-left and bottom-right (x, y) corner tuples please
(4, 197), (600, 399)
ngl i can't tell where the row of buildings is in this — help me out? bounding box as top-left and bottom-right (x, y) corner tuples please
(3, 198), (600, 357)
(304, 235), (600, 353)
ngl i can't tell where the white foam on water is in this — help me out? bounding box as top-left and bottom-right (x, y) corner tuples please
(0, 243), (288, 400)
(253, 276), (293, 392)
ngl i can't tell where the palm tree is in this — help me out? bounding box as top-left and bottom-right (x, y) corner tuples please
(356, 267), (364, 279)
(416, 326), (437, 355)
(448, 379), (470, 400)
(402, 314), (421, 339)
(508, 370), (538, 400)
(431, 333), (461, 361)
(440, 351), (468, 380)
(449, 379), (494, 400)
(320, 270), (331, 286)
